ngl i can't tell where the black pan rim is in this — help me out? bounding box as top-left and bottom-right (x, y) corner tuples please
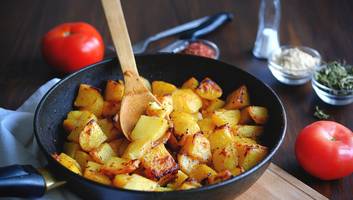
(33, 53), (287, 195)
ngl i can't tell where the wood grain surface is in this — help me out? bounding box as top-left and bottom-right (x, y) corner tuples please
(0, 0), (352, 199)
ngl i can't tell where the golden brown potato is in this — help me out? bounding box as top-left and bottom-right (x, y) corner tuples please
(84, 163), (112, 186)
(104, 80), (124, 102)
(239, 106), (269, 125)
(181, 77), (199, 90)
(211, 109), (240, 128)
(201, 98), (225, 117)
(53, 153), (82, 175)
(224, 85), (250, 110)
(197, 117), (215, 136)
(180, 133), (211, 163)
(141, 144), (178, 180)
(113, 174), (159, 191)
(63, 110), (97, 133)
(89, 143), (116, 164)
(74, 84), (104, 117)
(195, 77), (222, 100)
(122, 140), (153, 160)
(177, 154), (199, 175)
(207, 170), (232, 184)
(166, 170), (188, 189)
(74, 150), (92, 169)
(130, 115), (168, 142)
(63, 142), (80, 158)
(146, 95), (173, 119)
(208, 125), (234, 151)
(178, 180), (201, 190)
(101, 157), (140, 175)
(230, 167), (244, 176)
(234, 136), (257, 145)
(233, 125), (263, 139)
(212, 144), (238, 172)
(152, 81), (177, 96)
(102, 101), (121, 118)
(79, 119), (107, 152)
(97, 118), (121, 142)
(170, 111), (200, 137)
(235, 143), (268, 170)
(189, 164), (217, 182)
(172, 89), (202, 113)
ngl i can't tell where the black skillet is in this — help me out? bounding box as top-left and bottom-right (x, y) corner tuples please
(0, 54), (286, 200)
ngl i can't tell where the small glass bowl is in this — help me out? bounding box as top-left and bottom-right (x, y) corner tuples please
(268, 45), (321, 85)
(312, 65), (353, 106)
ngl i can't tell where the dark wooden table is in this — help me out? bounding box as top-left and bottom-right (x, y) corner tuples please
(0, 0), (352, 199)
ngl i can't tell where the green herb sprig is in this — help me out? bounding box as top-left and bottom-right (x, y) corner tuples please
(313, 106), (330, 120)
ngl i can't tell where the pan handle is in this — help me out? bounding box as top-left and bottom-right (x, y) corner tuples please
(0, 164), (46, 198)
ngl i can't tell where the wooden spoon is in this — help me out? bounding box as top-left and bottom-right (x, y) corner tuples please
(101, 0), (160, 140)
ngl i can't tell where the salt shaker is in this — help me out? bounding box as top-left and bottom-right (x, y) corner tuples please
(252, 0), (281, 59)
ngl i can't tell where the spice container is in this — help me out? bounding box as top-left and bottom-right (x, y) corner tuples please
(312, 61), (353, 105)
(268, 45), (321, 85)
(175, 39), (220, 59)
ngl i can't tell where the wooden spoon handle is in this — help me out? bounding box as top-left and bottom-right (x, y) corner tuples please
(101, 0), (139, 76)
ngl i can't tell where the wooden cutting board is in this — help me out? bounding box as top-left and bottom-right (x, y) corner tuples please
(236, 163), (328, 200)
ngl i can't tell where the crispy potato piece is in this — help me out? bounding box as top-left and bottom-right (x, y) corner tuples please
(90, 143), (116, 164)
(234, 136), (257, 145)
(235, 143), (268, 170)
(152, 131), (171, 148)
(104, 80), (124, 102)
(84, 162), (112, 186)
(224, 85), (250, 110)
(230, 167), (244, 176)
(79, 119), (107, 152)
(170, 111), (200, 137)
(86, 161), (102, 172)
(189, 164), (217, 182)
(208, 170), (232, 185)
(141, 144), (178, 180)
(167, 170), (188, 189)
(146, 95), (173, 118)
(167, 131), (180, 151)
(130, 115), (168, 141)
(102, 101), (121, 117)
(177, 154), (199, 175)
(74, 150), (92, 169)
(122, 140), (153, 160)
(195, 77), (222, 100)
(63, 110), (97, 133)
(212, 109), (240, 128)
(158, 170), (178, 186)
(181, 133), (211, 162)
(202, 98), (225, 117)
(172, 89), (202, 113)
(113, 174), (159, 191)
(197, 117), (215, 136)
(101, 157), (140, 175)
(208, 125), (234, 151)
(63, 142), (80, 158)
(233, 125), (263, 139)
(54, 153), (81, 175)
(181, 77), (199, 90)
(178, 180), (201, 190)
(74, 84), (104, 117)
(97, 118), (121, 141)
(152, 81), (177, 96)
(239, 106), (269, 125)
(212, 144), (238, 172)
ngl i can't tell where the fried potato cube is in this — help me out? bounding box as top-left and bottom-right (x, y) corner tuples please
(102, 101), (121, 117)
(234, 136), (257, 145)
(63, 142), (80, 158)
(195, 77), (222, 100)
(202, 98), (225, 117)
(141, 144), (178, 180)
(171, 111), (200, 137)
(181, 133), (211, 162)
(90, 143), (116, 164)
(84, 168), (111, 185)
(74, 150), (92, 169)
(104, 80), (124, 102)
(101, 157), (140, 175)
(181, 77), (199, 90)
(212, 144), (238, 172)
(207, 170), (232, 185)
(152, 81), (177, 96)
(212, 109), (240, 128)
(97, 118), (121, 141)
(239, 106), (269, 125)
(74, 84), (104, 117)
(122, 140), (153, 160)
(63, 110), (97, 133)
(167, 170), (188, 189)
(86, 161), (102, 172)
(113, 174), (159, 191)
(208, 125), (234, 151)
(146, 95), (173, 118)
(54, 153), (81, 175)
(235, 143), (268, 170)
(79, 119), (107, 151)
(67, 128), (82, 143)
(197, 117), (215, 136)
(224, 85), (250, 110)
(230, 166), (245, 176)
(130, 115), (168, 141)
(172, 89), (202, 113)
(233, 125), (263, 139)
(178, 180), (201, 190)
(177, 154), (199, 175)
(189, 164), (217, 182)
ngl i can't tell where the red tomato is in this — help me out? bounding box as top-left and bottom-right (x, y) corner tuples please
(41, 22), (104, 73)
(295, 121), (353, 180)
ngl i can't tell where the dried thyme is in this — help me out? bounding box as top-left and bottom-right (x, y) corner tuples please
(313, 106), (330, 120)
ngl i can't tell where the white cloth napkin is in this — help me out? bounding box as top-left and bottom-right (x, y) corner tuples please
(0, 78), (80, 200)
